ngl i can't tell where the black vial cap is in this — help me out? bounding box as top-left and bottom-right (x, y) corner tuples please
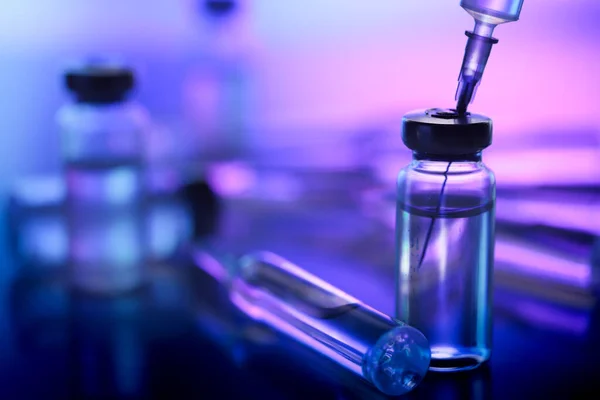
(177, 179), (221, 240)
(65, 63), (135, 104)
(203, 0), (237, 18)
(402, 108), (492, 157)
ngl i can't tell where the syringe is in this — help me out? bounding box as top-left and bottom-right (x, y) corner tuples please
(192, 244), (431, 396)
(455, 0), (525, 114)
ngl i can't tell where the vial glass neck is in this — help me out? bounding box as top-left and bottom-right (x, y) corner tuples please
(413, 152), (482, 162)
(74, 92), (131, 105)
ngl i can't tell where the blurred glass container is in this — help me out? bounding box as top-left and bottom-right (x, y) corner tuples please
(68, 290), (148, 399)
(494, 226), (597, 294)
(9, 272), (70, 355)
(8, 176), (193, 273)
(494, 188), (599, 296)
(593, 237), (600, 286)
(57, 63), (150, 295)
(180, 0), (255, 161)
(494, 287), (593, 337)
(496, 188), (600, 237)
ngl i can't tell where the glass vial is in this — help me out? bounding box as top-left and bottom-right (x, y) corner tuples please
(182, 0), (254, 160)
(57, 63), (150, 295)
(395, 108), (495, 372)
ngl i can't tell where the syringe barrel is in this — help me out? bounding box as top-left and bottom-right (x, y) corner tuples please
(459, 32), (498, 81)
(455, 31), (498, 113)
(461, 0), (525, 23)
(231, 251), (431, 396)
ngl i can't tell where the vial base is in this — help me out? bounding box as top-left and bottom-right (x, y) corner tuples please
(70, 262), (147, 295)
(396, 195), (494, 374)
(429, 346), (490, 372)
(66, 158), (147, 295)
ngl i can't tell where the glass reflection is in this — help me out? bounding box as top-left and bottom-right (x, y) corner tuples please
(406, 366), (492, 400)
(67, 291), (148, 399)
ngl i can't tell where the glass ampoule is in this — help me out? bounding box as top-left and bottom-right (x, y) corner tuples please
(194, 247), (431, 396)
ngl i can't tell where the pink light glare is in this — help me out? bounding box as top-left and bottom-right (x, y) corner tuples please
(494, 239), (591, 289)
(229, 290), (365, 377)
(495, 196), (600, 235)
(206, 162), (256, 197)
(369, 147), (600, 188)
(486, 148), (600, 187)
(193, 250), (230, 284)
(496, 294), (591, 336)
(250, 1), (600, 144)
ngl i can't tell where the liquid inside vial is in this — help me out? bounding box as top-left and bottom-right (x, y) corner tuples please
(66, 157), (146, 294)
(396, 193), (494, 371)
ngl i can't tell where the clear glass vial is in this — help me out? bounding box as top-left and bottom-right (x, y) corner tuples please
(395, 108), (495, 372)
(57, 63), (150, 295)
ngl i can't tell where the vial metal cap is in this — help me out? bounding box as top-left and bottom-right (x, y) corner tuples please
(402, 108), (492, 156)
(65, 62), (135, 104)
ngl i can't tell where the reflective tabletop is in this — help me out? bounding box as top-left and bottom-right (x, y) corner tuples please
(2, 162), (600, 399)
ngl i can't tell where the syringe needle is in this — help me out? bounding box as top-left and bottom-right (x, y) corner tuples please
(454, 32), (498, 115)
(456, 97), (468, 116)
(455, 79), (476, 115)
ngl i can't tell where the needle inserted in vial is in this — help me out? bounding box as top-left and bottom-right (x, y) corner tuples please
(455, 0), (525, 114)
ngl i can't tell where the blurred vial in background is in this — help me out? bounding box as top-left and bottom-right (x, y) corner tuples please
(180, 0), (254, 162)
(57, 63), (150, 295)
(593, 236), (600, 292)
(68, 291), (148, 399)
(6, 176), (222, 272)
